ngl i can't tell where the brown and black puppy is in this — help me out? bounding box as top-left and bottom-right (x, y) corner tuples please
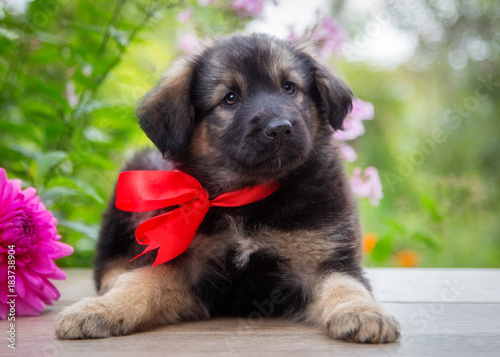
(55, 34), (400, 343)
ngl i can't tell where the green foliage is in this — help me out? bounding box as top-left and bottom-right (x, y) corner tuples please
(340, 0), (500, 267)
(0, 0), (245, 267)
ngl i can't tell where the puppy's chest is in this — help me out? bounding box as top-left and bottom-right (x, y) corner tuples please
(203, 220), (340, 276)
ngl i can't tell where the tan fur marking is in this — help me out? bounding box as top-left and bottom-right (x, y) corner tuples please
(185, 219), (342, 293)
(212, 105), (236, 129)
(56, 265), (206, 339)
(98, 258), (130, 296)
(309, 103), (322, 140)
(235, 227), (338, 272)
(269, 48), (306, 90)
(145, 57), (192, 110)
(188, 218), (343, 295)
(190, 121), (220, 159)
(287, 69), (305, 89)
(295, 39), (322, 61)
(306, 273), (401, 343)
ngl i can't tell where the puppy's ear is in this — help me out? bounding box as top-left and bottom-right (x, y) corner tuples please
(135, 58), (195, 157)
(297, 42), (353, 130)
(312, 62), (353, 130)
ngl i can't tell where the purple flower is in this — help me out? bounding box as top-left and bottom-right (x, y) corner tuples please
(333, 99), (374, 141)
(0, 168), (73, 318)
(198, 0), (216, 6)
(232, 0), (276, 17)
(176, 8), (193, 24)
(178, 33), (200, 54)
(350, 166), (383, 206)
(350, 98), (375, 122)
(287, 29), (299, 41)
(311, 16), (348, 59)
(339, 143), (357, 162)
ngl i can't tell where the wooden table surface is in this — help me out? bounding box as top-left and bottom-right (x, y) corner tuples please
(3, 268), (500, 357)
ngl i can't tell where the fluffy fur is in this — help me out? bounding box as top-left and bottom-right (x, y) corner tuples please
(56, 34), (400, 343)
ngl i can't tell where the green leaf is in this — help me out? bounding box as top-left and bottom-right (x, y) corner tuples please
(421, 194), (443, 222)
(109, 25), (129, 48)
(39, 186), (80, 206)
(0, 27), (21, 41)
(47, 176), (106, 206)
(36, 151), (68, 181)
(69, 21), (106, 35)
(36, 31), (69, 44)
(413, 232), (442, 251)
(4, 143), (41, 160)
(371, 234), (394, 263)
(384, 218), (406, 234)
(72, 178), (105, 205)
(57, 219), (99, 240)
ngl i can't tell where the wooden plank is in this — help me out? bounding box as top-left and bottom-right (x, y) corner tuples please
(3, 269), (500, 357)
(8, 305), (500, 357)
(366, 268), (500, 303)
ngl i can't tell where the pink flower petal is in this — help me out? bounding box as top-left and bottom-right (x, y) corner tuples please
(29, 253), (57, 274)
(39, 280), (60, 301)
(350, 166), (383, 206)
(176, 8), (193, 24)
(334, 116), (366, 141)
(232, 0), (264, 17)
(19, 267), (44, 289)
(339, 143), (357, 162)
(0, 284), (7, 303)
(0, 303), (7, 320)
(21, 289), (45, 311)
(198, 0), (216, 5)
(178, 33), (200, 54)
(15, 273), (26, 298)
(45, 266), (67, 281)
(16, 298), (41, 317)
(350, 99), (375, 121)
(53, 241), (74, 259)
(0, 167), (73, 318)
(310, 16), (348, 59)
(333, 98), (375, 141)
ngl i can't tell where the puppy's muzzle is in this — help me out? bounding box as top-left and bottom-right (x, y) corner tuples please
(263, 119), (293, 144)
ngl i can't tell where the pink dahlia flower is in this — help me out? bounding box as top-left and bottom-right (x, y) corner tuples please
(350, 166), (383, 206)
(0, 168), (73, 318)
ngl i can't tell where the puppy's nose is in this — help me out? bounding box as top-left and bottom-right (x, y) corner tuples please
(263, 119), (293, 143)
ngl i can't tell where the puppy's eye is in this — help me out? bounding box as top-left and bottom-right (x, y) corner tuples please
(283, 81), (296, 94)
(222, 92), (239, 106)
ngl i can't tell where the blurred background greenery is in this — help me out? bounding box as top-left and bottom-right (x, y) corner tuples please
(0, 0), (498, 268)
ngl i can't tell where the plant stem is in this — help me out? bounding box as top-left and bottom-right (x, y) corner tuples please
(67, 0), (183, 162)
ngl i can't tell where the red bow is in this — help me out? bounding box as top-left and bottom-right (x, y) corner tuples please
(115, 170), (279, 266)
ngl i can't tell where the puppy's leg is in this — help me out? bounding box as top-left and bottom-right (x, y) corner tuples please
(96, 258), (130, 296)
(306, 272), (400, 343)
(55, 265), (207, 339)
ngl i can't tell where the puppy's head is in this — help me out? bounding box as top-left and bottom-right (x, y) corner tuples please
(137, 34), (352, 188)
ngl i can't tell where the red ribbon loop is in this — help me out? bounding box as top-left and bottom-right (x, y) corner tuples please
(115, 170), (279, 266)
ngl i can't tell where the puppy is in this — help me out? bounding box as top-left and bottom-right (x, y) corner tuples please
(56, 34), (400, 343)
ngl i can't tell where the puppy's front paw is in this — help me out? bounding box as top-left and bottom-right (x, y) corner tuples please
(325, 301), (401, 343)
(55, 297), (132, 339)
